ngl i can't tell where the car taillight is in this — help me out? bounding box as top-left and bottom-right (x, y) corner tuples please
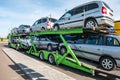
(47, 21), (51, 26)
(102, 6), (107, 14)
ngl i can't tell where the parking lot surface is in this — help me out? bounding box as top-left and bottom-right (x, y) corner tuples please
(1, 43), (120, 80)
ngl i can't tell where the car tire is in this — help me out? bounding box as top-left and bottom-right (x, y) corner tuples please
(85, 19), (98, 30)
(39, 52), (44, 60)
(47, 44), (52, 51)
(100, 57), (116, 71)
(60, 46), (67, 55)
(48, 54), (55, 64)
(53, 25), (59, 30)
(30, 28), (33, 32)
(41, 27), (45, 31)
(23, 30), (25, 33)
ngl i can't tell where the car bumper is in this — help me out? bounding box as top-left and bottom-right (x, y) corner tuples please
(96, 16), (114, 27)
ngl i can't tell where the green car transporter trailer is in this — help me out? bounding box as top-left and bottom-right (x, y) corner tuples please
(9, 28), (95, 75)
(8, 33), (24, 50)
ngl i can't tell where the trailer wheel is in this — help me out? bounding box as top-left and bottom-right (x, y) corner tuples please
(48, 54), (55, 64)
(39, 52), (44, 60)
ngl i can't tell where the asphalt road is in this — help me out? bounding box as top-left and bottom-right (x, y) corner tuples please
(0, 43), (30, 80)
(1, 42), (120, 80)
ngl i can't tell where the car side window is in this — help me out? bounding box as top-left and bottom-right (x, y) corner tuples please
(75, 35), (85, 44)
(37, 19), (41, 24)
(41, 18), (47, 23)
(59, 11), (72, 20)
(40, 38), (47, 41)
(85, 35), (99, 45)
(72, 6), (84, 15)
(65, 12), (72, 18)
(86, 3), (99, 11)
(98, 36), (104, 45)
(33, 20), (40, 26)
(49, 18), (57, 22)
(106, 37), (120, 46)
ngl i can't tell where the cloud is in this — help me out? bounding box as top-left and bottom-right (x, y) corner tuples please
(0, 0), (120, 37)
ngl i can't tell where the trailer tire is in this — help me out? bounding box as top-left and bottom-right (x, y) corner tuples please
(16, 44), (19, 50)
(39, 52), (44, 60)
(48, 54), (55, 64)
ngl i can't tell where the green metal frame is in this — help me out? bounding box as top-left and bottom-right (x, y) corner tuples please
(9, 33), (24, 49)
(27, 28), (95, 75)
(9, 28), (95, 75)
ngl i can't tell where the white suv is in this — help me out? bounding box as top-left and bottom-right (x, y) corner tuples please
(53, 1), (114, 30)
(31, 17), (57, 32)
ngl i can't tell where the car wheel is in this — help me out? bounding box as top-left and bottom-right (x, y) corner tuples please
(85, 19), (98, 30)
(30, 28), (33, 32)
(39, 52), (44, 60)
(100, 57), (116, 71)
(41, 27), (45, 31)
(48, 54), (55, 64)
(53, 25), (59, 30)
(23, 30), (25, 33)
(60, 46), (67, 55)
(47, 44), (52, 51)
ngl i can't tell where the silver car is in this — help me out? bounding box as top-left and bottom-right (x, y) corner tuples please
(59, 34), (120, 70)
(33, 36), (58, 51)
(21, 36), (32, 49)
(11, 27), (18, 34)
(53, 1), (114, 30)
(18, 25), (30, 34)
(31, 17), (57, 32)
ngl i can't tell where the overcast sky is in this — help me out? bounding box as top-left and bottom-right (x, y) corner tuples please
(0, 0), (120, 37)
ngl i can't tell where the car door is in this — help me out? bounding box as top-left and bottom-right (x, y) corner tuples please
(67, 6), (85, 28)
(39, 38), (47, 49)
(36, 19), (42, 31)
(32, 19), (41, 31)
(76, 35), (103, 61)
(56, 12), (71, 29)
(102, 36), (120, 58)
(85, 3), (100, 19)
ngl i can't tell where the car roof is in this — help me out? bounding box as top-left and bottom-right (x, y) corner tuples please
(71, 0), (101, 10)
(106, 34), (120, 40)
(37, 17), (57, 20)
